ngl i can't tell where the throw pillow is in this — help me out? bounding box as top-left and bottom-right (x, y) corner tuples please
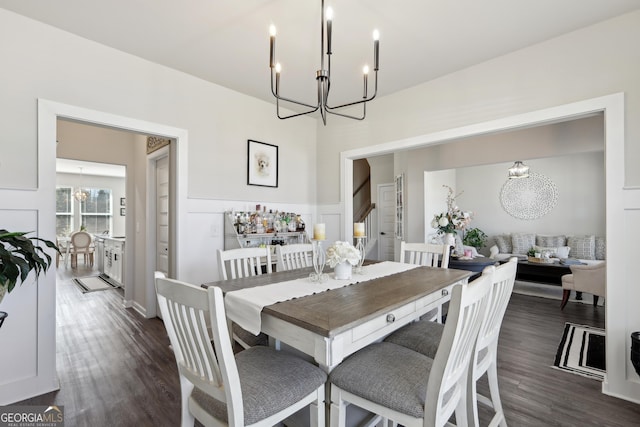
(536, 235), (567, 247)
(511, 233), (536, 255)
(494, 234), (512, 253)
(595, 236), (606, 260)
(489, 245), (499, 259)
(567, 235), (596, 260)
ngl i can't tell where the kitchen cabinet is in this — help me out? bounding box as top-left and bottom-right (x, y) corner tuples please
(102, 237), (125, 287)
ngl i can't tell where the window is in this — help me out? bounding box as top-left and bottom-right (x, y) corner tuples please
(80, 188), (112, 234)
(56, 186), (73, 236)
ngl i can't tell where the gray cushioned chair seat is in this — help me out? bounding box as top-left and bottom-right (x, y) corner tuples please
(329, 342), (433, 419)
(232, 323), (269, 347)
(191, 346), (327, 424)
(384, 320), (444, 358)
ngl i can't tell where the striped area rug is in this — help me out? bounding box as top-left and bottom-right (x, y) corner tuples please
(73, 275), (118, 293)
(553, 322), (605, 380)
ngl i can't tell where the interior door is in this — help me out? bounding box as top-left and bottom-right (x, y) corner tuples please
(156, 155), (170, 277)
(378, 183), (395, 261)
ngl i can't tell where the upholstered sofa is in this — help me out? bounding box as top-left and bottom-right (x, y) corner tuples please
(483, 233), (606, 266)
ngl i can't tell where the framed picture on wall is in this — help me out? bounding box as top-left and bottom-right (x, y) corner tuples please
(120, 197), (126, 206)
(247, 139), (278, 187)
(120, 208), (126, 216)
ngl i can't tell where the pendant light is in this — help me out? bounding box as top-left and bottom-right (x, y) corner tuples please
(73, 167), (88, 202)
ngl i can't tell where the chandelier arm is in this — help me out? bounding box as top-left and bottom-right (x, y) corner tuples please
(325, 104), (366, 121)
(271, 70), (320, 110)
(325, 72), (378, 110)
(276, 98), (321, 120)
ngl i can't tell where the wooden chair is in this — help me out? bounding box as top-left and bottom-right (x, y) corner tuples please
(561, 261), (606, 310)
(217, 247), (272, 280)
(155, 276), (327, 427)
(217, 247), (272, 349)
(329, 270), (492, 427)
(69, 231), (94, 268)
(400, 241), (450, 268)
(275, 243), (313, 271)
(400, 241), (451, 322)
(384, 258), (518, 427)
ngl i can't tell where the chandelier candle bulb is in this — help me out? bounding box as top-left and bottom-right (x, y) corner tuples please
(373, 29), (380, 70)
(326, 7), (333, 54)
(363, 66), (369, 97)
(354, 222), (365, 237)
(313, 223), (326, 241)
(269, 25), (276, 68)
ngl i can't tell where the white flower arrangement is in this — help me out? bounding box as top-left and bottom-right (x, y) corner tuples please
(431, 185), (473, 235)
(325, 241), (361, 268)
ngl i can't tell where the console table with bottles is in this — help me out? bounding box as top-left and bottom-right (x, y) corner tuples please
(223, 210), (310, 251)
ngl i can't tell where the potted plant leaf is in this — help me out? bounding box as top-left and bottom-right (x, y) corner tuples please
(0, 230), (60, 326)
(462, 227), (487, 250)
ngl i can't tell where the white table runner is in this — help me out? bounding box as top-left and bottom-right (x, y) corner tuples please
(224, 261), (419, 335)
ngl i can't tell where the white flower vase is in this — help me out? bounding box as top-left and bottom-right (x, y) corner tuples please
(334, 261), (353, 280)
(444, 233), (455, 249)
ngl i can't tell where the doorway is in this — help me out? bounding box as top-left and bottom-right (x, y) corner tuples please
(54, 158), (127, 283)
(340, 93), (625, 399)
(39, 99), (188, 318)
(377, 183), (395, 261)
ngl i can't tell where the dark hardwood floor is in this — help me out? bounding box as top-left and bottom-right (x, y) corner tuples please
(16, 267), (640, 426)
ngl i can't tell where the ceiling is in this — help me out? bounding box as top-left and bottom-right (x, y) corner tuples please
(56, 158), (126, 178)
(2, 0), (639, 113)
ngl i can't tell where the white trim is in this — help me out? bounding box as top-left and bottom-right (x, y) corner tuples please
(340, 93), (639, 403)
(30, 99), (189, 402)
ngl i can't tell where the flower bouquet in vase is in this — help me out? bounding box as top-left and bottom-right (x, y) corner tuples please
(431, 185), (473, 255)
(326, 241), (361, 280)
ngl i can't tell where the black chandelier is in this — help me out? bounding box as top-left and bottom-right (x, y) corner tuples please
(269, 0), (380, 125)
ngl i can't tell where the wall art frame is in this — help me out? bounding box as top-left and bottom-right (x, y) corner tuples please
(247, 139), (278, 188)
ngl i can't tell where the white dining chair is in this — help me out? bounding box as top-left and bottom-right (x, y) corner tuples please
(329, 270), (492, 427)
(217, 247), (272, 349)
(400, 241), (450, 268)
(155, 276), (327, 427)
(217, 247), (272, 280)
(275, 243), (313, 271)
(384, 257), (518, 427)
(400, 241), (451, 323)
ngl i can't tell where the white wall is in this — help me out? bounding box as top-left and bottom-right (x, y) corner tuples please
(367, 154), (394, 204)
(457, 152), (605, 239)
(318, 11), (640, 403)
(424, 170), (457, 241)
(55, 172), (126, 236)
(0, 8), (317, 404)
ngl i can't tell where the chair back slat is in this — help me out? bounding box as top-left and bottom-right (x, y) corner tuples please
(217, 247), (272, 280)
(276, 243), (314, 271)
(425, 268), (492, 427)
(400, 241), (450, 268)
(476, 257), (517, 354)
(155, 278), (238, 407)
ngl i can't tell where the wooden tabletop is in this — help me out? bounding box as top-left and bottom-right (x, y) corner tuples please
(202, 265), (471, 338)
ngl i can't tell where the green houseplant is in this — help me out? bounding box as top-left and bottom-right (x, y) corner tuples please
(0, 229), (60, 305)
(463, 227), (487, 249)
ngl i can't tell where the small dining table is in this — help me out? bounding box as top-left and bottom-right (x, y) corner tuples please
(202, 262), (471, 372)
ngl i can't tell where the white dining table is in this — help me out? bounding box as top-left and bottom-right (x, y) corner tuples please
(203, 262), (471, 372)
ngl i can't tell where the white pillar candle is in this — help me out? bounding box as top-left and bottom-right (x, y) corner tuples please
(354, 222), (365, 237)
(313, 223), (326, 241)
